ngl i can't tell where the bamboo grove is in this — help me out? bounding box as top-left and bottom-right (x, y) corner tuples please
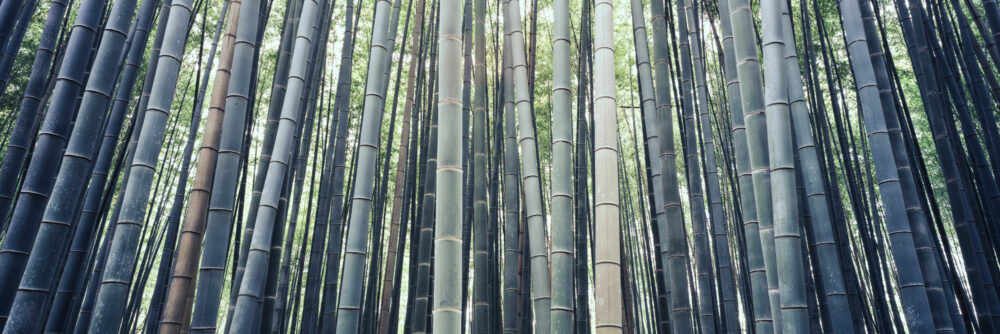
(1, 0), (1000, 327)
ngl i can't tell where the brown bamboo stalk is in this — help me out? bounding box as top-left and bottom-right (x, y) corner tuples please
(376, 0), (427, 332)
(156, 0), (242, 331)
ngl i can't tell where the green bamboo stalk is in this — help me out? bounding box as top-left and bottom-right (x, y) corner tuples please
(226, 0), (303, 325)
(411, 107), (440, 334)
(626, 0), (672, 330)
(858, 0), (958, 330)
(332, 0), (395, 329)
(85, 0), (199, 328)
(549, 0), (575, 329)
(500, 11), (522, 331)
(472, 0), (492, 327)
(0, 0), (122, 321)
(840, 0), (937, 331)
(692, 3), (740, 331)
(726, 0), (781, 329)
(226, 0), (323, 330)
(269, 15), (329, 327)
(408, 11), (441, 332)
(316, 0), (361, 329)
(657, 0), (699, 331)
(0, 0), (149, 327)
(678, 0), (718, 330)
(714, 0), (774, 331)
(501, 0), (552, 331)
(377, 0), (428, 332)
(759, 0), (808, 330)
(432, 0), (465, 329)
(187, 0), (267, 329)
(775, 0), (854, 331)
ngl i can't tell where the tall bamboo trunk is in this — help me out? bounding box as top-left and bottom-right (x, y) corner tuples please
(0, 0), (157, 329)
(501, 0), (553, 331)
(651, 0), (697, 331)
(431, 0), (464, 330)
(157, 0), (241, 330)
(549, 0), (574, 330)
(268, 23), (326, 331)
(626, 0), (672, 331)
(775, 0), (853, 331)
(356, 0), (405, 328)
(0, 0), (70, 229)
(144, 30), (218, 326)
(318, 0), (363, 329)
(678, 0), (719, 330)
(42, 0), (154, 328)
(691, 8), (742, 333)
(226, 0), (323, 329)
(573, 2), (593, 328)
(0, 0), (123, 322)
(724, 0), (779, 330)
(500, 12), (522, 331)
(64, 0), (177, 327)
(331, 0), (396, 329)
(592, 0), (623, 331)
(186, 0), (266, 328)
(86, 0), (199, 328)
(225, 0), (303, 326)
(759, 0), (809, 330)
(471, 0), (493, 327)
(841, 0), (938, 331)
(377, 0), (428, 332)
(860, 0), (964, 330)
(411, 99), (439, 334)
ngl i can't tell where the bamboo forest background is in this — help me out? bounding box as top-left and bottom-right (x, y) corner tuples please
(0, 0), (998, 328)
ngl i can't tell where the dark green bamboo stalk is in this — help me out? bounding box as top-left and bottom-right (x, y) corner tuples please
(144, 15), (220, 326)
(2, 0), (157, 329)
(43, 2), (154, 329)
(409, 19), (442, 329)
(66, 2), (176, 324)
(226, 0), (303, 325)
(307, 0), (360, 331)
(573, 1), (593, 328)
(655, 0), (699, 331)
(691, 5), (741, 332)
(330, 0), (397, 329)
